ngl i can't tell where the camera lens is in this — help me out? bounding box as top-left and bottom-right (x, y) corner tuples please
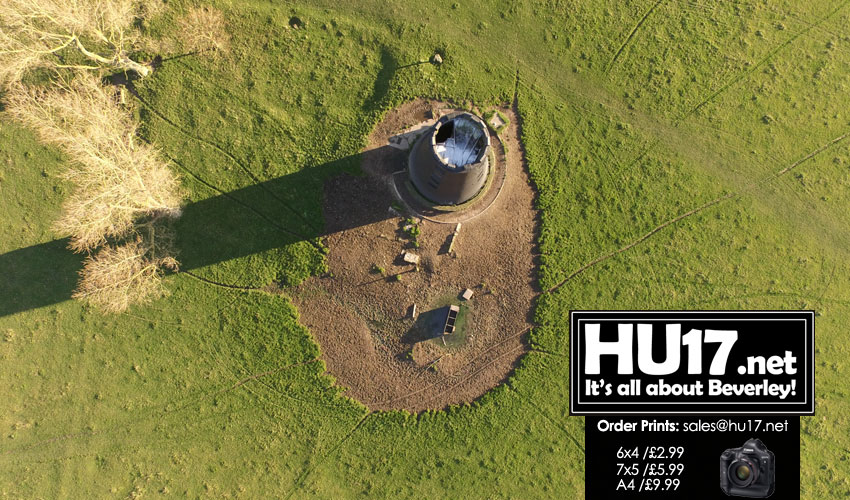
(728, 459), (757, 487)
(735, 464), (751, 481)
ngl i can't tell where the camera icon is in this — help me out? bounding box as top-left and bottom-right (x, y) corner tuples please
(720, 438), (776, 498)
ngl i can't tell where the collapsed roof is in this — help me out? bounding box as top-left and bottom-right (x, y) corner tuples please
(408, 111), (491, 206)
(433, 115), (488, 169)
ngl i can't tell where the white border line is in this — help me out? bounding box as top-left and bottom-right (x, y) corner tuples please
(569, 311), (814, 415)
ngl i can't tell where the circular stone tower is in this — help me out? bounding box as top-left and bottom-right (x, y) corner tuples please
(408, 112), (491, 206)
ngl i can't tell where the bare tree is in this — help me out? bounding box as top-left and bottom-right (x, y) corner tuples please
(73, 227), (178, 313)
(5, 74), (182, 252)
(0, 0), (162, 87)
(0, 2), (232, 312)
(7, 74), (182, 312)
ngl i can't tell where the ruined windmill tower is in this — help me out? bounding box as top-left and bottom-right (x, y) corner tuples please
(408, 112), (491, 206)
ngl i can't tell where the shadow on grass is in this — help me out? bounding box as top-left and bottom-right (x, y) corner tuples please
(0, 238), (84, 317)
(0, 147), (400, 318)
(362, 47), (398, 114)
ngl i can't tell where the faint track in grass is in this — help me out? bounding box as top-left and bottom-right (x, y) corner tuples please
(1, 293), (333, 460)
(530, 347), (568, 357)
(538, 1), (849, 293)
(183, 270), (264, 290)
(545, 130), (850, 295)
(606, 0), (666, 74)
(601, 0), (828, 192)
(282, 412), (373, 500)
(683, 0), (848, 119)
(0, 355), (332, 461)
(147, 136), (323, 246)
(165, 357), (323, 414)
(214, 358), (321, 395)
(168, 58), (304, 129)
(130, 89), (321, 234)
(815, 262), (838, 307)
(161, 153), (323, 250)
(508, 378), (585, 453)
(682, 291), (850, 309)
(546, 192), (734, 293)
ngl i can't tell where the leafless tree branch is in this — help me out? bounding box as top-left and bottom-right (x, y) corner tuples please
(5, 74), (182, 253)
(0, 0), (163, 87)
(74, 225), (178, 312)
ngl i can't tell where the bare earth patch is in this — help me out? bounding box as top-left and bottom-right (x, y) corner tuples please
(291, 99), (539, 412)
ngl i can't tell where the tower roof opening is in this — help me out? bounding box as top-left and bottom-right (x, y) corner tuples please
(408, 111), (491, 206)
(433, 115), (488, 169)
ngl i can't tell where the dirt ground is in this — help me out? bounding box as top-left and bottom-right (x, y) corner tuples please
(290, 99), (539, 412)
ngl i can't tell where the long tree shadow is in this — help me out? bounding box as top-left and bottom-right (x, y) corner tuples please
(0, 146), (401, 318)
(0, 239), (84, 317)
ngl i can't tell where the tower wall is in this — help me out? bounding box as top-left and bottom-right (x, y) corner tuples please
(409, 112), (490, 206)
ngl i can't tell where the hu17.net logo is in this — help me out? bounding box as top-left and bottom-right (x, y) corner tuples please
(569, 311), (813, 415)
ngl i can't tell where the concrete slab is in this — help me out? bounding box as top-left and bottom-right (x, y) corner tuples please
(388, 122), (436, 150)
(488, 114), (506, 129)
(402, 252), (420, 265)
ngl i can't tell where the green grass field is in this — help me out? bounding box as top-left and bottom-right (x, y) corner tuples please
(2, 0), (849, 497)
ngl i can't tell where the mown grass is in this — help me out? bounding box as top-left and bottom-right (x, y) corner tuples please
(1, 0), (849, 497)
